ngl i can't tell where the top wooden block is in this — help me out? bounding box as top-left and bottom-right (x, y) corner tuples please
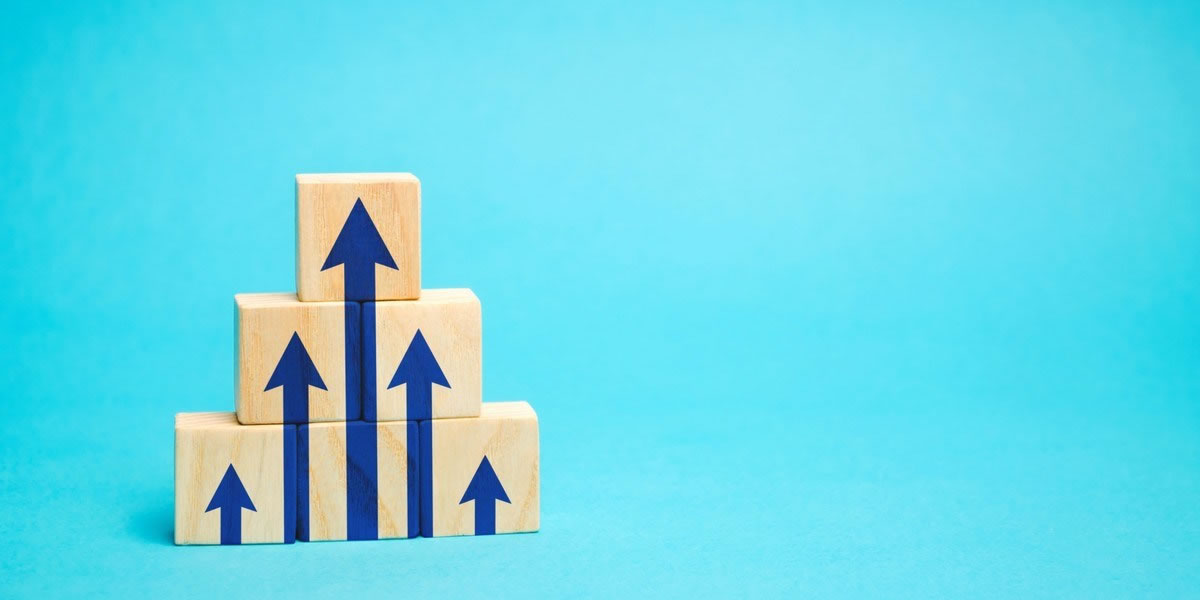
(296, 173), (421, 302)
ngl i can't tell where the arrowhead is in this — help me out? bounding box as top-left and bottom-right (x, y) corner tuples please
(388, 330), (450, 390)
(321, 198), (398, 272)
(206, 464), (257, 512)
(265, 332), (328, 392)
(459, 456), (510, 505)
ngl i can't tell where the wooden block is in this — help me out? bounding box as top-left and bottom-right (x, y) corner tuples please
(296, 173), (420, 302)
(297, 420), (419, 541)
(421, 402), (539, 537)
(174, 412), (296, 545)
(235, 293), (360, 425)
(364, 289), (482, 421)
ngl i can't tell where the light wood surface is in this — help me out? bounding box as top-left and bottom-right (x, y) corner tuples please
(235, 293), (355, 425)
(300, 421), (416, 540)
(376, 421), (416, 539)
(301, 421), (347, 541)
(174, 412), (292, 545)
(296, 173), (420, 301)
(371, 288), (482, 421)
(425, 401), (539, 537)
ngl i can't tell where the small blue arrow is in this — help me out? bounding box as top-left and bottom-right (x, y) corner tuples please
(459, 456), (510, 536)
(321, 198), (398, 301)
(265, 332), (327, 424)
(206, 464), (256, 545)
(388, 329), (450, 421)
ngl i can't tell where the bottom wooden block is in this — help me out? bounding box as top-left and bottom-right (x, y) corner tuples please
(298, 420), (418, 541)
(421, 401), (540, 537)
(174, 412), (296, 545)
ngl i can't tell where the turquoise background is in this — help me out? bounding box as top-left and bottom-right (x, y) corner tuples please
(2, 1), (1198, 597)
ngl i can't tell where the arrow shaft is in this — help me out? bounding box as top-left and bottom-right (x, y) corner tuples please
(347, 302), (376, 540)
(282, 383), (309, 424)
(409, 379), (433, 537)
(418, 420), (432, 537)
(363, 303), (377, 420)
(285, 425), (296, 544)
(346, 421), (378, 540)
(406, 381), (433, 421)
(408, 422), (421, 538)
(342, 261), (376, 301)
(474, 498), (496, 535)
(219, 507), (242, 545)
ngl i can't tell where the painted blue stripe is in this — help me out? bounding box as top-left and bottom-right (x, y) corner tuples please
(283, 424), (296, 543)
(296, 425), (310, 541)
(405, 371), (432, 421)
(406, 421), (420, 538)
(218, 506), (242, 544)
(343, 301), (362, 420)
(346, 298), (375, 540)
(474, 497), (497, 535)
(419, 420), (433, 537)
(346, 420), (378, 540)
(362, 302), (377, 420)
(282, 387), (308, 424)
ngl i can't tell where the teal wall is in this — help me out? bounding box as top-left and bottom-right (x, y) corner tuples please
(1, 1), (1197, 597)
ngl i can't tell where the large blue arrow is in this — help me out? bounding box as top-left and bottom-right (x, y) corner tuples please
(321, 198), (397, 301)
(459, 456), (510, 536)
(206, 464), (256, 545)
(264, 332), (326, 424)
(389, 329), (449, 538)
(322, 199), (390, 539)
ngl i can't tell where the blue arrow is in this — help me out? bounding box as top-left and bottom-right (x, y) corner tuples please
(388, 329), (450, 421)
(320, 199), (403, 538)
(206, 464), (256, 545)
(264, 332), (327, 424)
(324, 201), (387, 537)
(321, 198), (397, 301)
(389, 329), (449, 538)
(459, 456), (510, 536)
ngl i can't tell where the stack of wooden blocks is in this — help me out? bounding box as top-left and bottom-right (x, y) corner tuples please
(174, 174), (540, 545)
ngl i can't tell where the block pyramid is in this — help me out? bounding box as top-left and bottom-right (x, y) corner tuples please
(174, 173), (540, 544)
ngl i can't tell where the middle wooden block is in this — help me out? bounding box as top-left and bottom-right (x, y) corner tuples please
(363, 289), (482, 422)
(236, 293), (361, 425)
(298, 420), (419, 541)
